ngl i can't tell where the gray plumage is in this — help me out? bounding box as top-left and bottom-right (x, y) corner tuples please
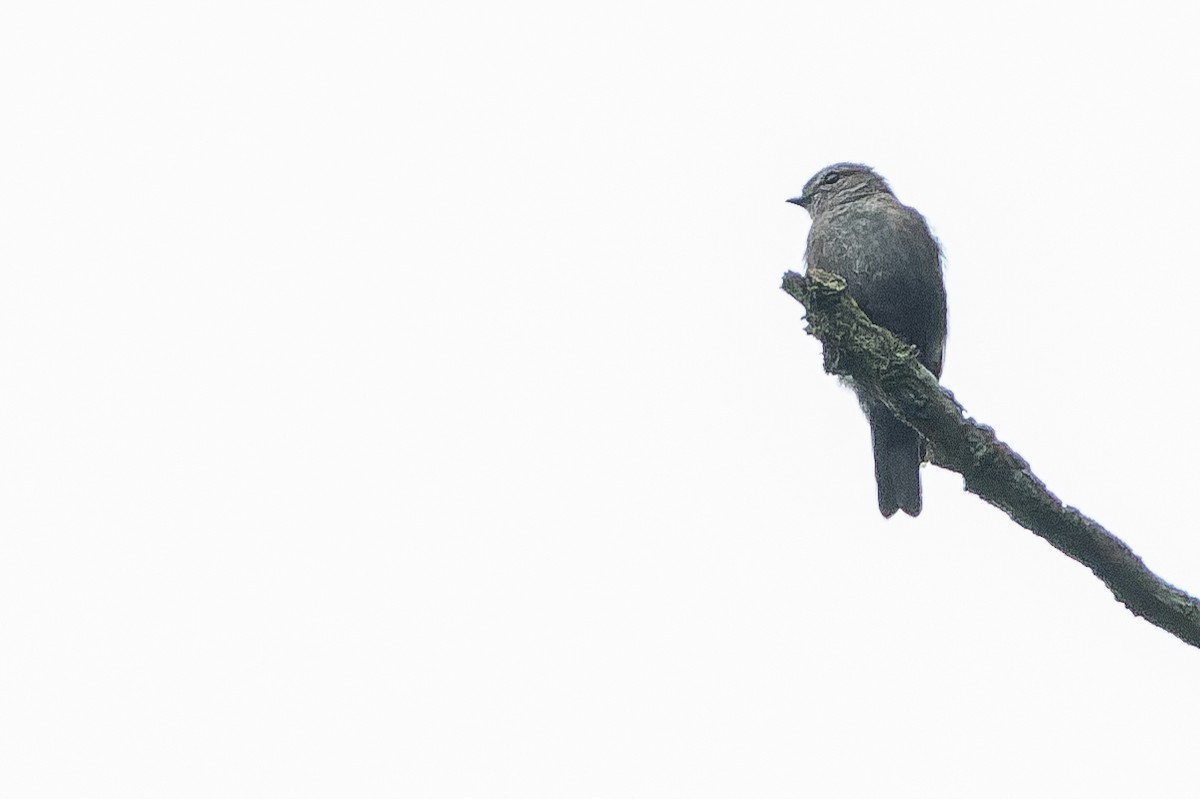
(788, 163), (947, 517)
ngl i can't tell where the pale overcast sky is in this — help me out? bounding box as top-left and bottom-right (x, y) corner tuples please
(3, 2), (1199, 796)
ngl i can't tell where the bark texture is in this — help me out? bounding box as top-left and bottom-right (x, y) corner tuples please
(782, 267), (1200, 650)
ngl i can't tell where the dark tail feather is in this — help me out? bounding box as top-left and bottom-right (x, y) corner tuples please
(868, 408), (922, 517)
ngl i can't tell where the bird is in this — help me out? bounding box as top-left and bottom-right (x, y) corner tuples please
(788, 163), (947, 517)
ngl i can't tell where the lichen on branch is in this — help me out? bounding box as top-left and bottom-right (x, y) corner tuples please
(782, 268), (1200, 650)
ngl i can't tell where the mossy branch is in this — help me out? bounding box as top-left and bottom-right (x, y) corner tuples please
(782, 267), (1200, 650)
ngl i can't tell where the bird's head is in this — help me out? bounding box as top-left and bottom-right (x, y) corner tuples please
(787, 163), (894, 216)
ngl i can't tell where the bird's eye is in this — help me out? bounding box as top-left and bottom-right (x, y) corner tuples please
(823, 172), (841, 185)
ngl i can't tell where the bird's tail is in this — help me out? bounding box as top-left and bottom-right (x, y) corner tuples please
(868, 407), (922, 518)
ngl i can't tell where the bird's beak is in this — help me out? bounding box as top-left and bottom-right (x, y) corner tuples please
(786, 195), (809, 208)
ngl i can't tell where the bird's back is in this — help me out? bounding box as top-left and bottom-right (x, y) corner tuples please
(806, 195), (946, 376)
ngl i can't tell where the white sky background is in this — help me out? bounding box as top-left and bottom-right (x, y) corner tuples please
(2, 1), (1199, 796)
